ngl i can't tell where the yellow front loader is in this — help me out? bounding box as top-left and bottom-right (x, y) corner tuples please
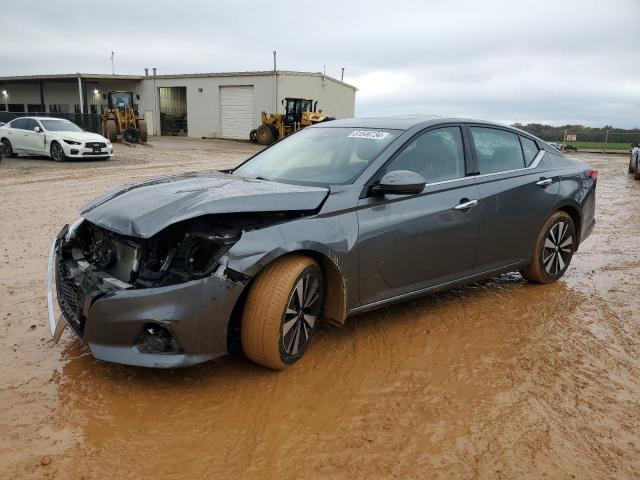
(250, 98), (334, 145)
(101, 91), (148, 144)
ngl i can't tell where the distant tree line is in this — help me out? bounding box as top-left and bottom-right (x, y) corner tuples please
(512, 123), (640, 144)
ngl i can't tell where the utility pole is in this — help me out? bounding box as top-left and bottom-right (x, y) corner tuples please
(153, 67), (158, 136)
(111, 51), (115, 75)
(604, 129), (609, 154)
(273, 51), (278, 114)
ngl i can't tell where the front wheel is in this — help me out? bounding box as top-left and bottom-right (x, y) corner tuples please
(634, 158), (640, 181)
(241, 255), (323, 369)
(521, 211), (576, 284)
(1, 138), (17, 158)
(50, 141), (66, 162)
(629, 156), (635, 174)
(137, 120), (148, 142)
(105, 119), (117, 143)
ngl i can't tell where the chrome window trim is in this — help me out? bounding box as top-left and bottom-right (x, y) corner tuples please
(473, 150), (545, 180)
(420, 150), (545, 188)
(423, 175), (474, 188)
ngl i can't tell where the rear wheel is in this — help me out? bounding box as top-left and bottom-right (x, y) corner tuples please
(1, 138), (17, 158)
(256, 124), (276, 145)
(241, 255), (323, 369)
(105, 119), (117, 143)
(521, 211), (576, 284)
(629, 155), (635, 173)
(634, 158), (640, 180)
(50, 141), (66, 162)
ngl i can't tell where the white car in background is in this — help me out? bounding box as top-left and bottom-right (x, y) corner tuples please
(0, 117), (113, 161)
(629, 143), (640, 180)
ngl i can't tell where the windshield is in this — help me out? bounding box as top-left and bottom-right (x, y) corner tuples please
(40, 120), (83, 132)
(234, 127), (400, 185)
(110, 92), (133, 109)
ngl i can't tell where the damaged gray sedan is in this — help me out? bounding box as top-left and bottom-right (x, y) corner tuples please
(48, 116), (596, 369)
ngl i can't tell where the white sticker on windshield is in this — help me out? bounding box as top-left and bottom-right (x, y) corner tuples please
(348, 130), (390, 140)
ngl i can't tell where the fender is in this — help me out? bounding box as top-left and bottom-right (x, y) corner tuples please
(222, 210), (360, 325)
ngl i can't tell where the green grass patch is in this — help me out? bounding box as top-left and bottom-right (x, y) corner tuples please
(562, 141), (635, 151)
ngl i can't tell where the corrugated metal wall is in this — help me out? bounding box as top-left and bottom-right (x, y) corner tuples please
(138, 73), (356, 138)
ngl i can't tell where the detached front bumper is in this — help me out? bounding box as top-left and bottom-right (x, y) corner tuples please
(47, 239), (246, 368)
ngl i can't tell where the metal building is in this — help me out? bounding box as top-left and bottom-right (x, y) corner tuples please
(0, 71), (357, 140)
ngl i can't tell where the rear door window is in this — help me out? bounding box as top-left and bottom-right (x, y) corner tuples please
(470, 127), (525, 174)
(520, 136), (539, 166)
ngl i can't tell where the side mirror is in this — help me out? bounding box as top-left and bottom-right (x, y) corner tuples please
(34, 126), (41, 132)
(371, 170), (426, 196)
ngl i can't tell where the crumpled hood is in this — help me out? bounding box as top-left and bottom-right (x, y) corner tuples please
(81, 171), (329, 238)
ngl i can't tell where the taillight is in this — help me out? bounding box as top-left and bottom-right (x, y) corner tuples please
(586, 169), (598, 181)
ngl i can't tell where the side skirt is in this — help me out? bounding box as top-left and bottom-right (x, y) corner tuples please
(348, 262), (525, 317)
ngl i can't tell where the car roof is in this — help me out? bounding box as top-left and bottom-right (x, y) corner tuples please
(7, 116), (71, 122)
(312, 115), (527, 132)
(25, 117), (72, 122)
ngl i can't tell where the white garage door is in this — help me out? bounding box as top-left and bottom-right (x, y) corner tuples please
(220, 86), (254, 139)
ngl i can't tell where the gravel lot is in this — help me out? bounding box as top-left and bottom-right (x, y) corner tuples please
(1, 137), (639, 479)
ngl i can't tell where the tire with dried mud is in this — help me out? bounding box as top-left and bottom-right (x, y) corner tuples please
(241, 255), (323, 370)
(137, 120), (148, 142)
(521, 211), (575, 284)
(105, 119), (117, 143)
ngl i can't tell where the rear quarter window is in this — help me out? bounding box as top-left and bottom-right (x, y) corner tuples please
(520, 136), (539, 166)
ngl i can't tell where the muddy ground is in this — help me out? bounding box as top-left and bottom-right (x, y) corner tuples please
(1, 138), (639, 479)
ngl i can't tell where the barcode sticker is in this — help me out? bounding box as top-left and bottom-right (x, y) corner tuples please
(348, 130), (390, 140)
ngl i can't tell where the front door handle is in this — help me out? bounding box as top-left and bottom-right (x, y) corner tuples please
(453, 199), (479, 210)
(536, 178), (553, 187)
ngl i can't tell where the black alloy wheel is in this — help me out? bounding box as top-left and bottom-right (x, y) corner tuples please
(50, 141), (66, 162)
(542, 219), (574, 278)
(2, 138), (16, 158)
(280, 267), (323, 360)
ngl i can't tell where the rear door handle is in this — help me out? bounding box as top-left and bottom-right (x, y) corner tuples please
(536, 178), (553, 187)
(454, 199), (478, 210)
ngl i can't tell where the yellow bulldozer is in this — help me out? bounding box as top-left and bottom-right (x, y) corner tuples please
(101, 91), (148, 144)
(250, 98), (334, 145)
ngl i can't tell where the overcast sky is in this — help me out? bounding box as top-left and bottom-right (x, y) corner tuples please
(2, 0), (638, 127)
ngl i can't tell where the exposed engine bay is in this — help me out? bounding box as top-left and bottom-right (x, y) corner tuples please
(61, 212), (306, 289)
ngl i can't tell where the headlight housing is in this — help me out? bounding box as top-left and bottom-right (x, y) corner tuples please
(63, 139), (81, 145)
(65, 217), (84, 242)
(182, 230), (241, 277)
